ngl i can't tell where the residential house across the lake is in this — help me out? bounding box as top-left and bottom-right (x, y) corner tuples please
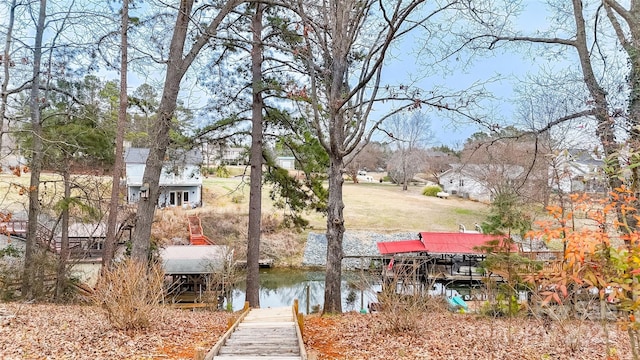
(439, 163), (525, 203)
(200, 143), (247, 166)
(275, 156), (296, 170)
(549, 149), (606, 194)
(124, 147), (203, 208)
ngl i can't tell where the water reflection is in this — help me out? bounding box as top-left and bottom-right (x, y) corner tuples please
(226, 268), (380, 314)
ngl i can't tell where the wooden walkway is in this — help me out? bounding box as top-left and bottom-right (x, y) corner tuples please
(206, 306), (306, 360)
(187, 214), (214, 245)
(0, 220), (28, 237)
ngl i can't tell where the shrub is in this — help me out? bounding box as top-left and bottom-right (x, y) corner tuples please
(215, 166), (230, 178)
(422, 185), (442, 197)
(478, 292), (521, 317)
(93, 260), (165, 330)
(0, 245), (23, 301)
(375, 287), (447, 334)
(231, 194), (244, 204)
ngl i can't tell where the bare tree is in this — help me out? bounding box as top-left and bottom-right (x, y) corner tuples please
(289, 0), (484, 313)
(0, 0), (17, 163)
(21, 0), (47, 300)
(384, 111), (433, 190)
(344, 141), (388, 182)
(460, 128), (550, 204)
(479, 0), (639, 233)
(102, 0), (129, 270)
(422, 148), (456, 184)
(130, 0), (242, 262)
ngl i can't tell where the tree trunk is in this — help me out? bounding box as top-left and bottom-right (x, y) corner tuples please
(245, 2), (264, 308)
(402, 150), (408, 191)
(55, 168), (70, 301)
(129, 0), (239, 262)
(572, 0), (625, 229)
(103, 0), (128, 270)
(130, 92), (179, 261)
(0, 0), (17, 159)
(323, 154), (345, 314)
(22, 0), (46, 300)
(130, 1), (192, 262)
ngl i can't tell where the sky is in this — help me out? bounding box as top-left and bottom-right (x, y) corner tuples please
(101, 1), (574, 150)
(377, 1), (554, 149)
(0, 0), (579, 150)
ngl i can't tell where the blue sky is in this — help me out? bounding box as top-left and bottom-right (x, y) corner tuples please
(105, 1), (555, 149)
(377, 1), (554, 148)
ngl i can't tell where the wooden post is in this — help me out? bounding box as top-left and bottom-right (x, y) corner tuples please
(194, 347), (205, 360)
(244, 301), (250, 311)
(306, 285), (310, 314)
(297, 312), (304, 337)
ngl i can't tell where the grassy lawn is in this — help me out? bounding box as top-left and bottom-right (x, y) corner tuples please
(0, 172), (490, 233)
(202, 176), (490, 234)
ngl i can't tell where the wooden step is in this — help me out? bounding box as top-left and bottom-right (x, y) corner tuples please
(218, 346), (299, 355)
(214, 357), (302, 360)
(211, 306), (304, 360)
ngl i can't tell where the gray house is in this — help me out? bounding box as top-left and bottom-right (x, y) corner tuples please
(124, 147), (203, 208)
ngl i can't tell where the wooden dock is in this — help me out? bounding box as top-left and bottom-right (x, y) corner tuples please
(206, 305), (306, 360)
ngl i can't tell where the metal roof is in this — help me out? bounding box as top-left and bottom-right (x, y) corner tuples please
(124, 147), (150, 164)
(160, 245), (231, 274)
(377, 240), (426, 255)
(377, 232), (513, 255)
(124, 147), (203, 165)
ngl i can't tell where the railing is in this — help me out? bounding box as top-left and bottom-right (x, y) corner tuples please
(519, 251), (564, 261)
(187, 214), (214, 245)
(293, 299), (308, 360)
(203, 301), (251, 360)
(0, 220), (28, 235)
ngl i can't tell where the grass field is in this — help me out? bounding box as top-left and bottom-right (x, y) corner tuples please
(201, 176), (490, 233)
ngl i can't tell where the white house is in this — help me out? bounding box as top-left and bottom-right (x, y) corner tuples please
(275, 156), (296, 170)
(124, 147), (203, 208)
(201, 143), (247, 166)
(549, 149), (606, 194)
(439, 163), (524, 203)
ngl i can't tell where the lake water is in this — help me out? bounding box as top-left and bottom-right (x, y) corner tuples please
(222, 268), (504, 313)
(225, 268), (381, 314)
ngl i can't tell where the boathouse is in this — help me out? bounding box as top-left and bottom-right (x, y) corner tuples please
(161, 245), (234, 304)
(376, 231), (516, 285)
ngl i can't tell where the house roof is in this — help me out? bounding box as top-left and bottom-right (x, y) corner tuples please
(566, 149), (603, 166)
(376, 232), (513, 255)
(124, 147), (203, 165)
(377, 240), (426, 254)
(124, 147), (150, 164)
(67, 223), (107, 238)
(440, 163), (524, 179)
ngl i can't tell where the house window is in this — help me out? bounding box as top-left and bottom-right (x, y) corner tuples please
(169, 192), (176, 206)
(459, 179), (464, 187)
(183, 191), (189, 203)
(90, 240), (104, 250)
